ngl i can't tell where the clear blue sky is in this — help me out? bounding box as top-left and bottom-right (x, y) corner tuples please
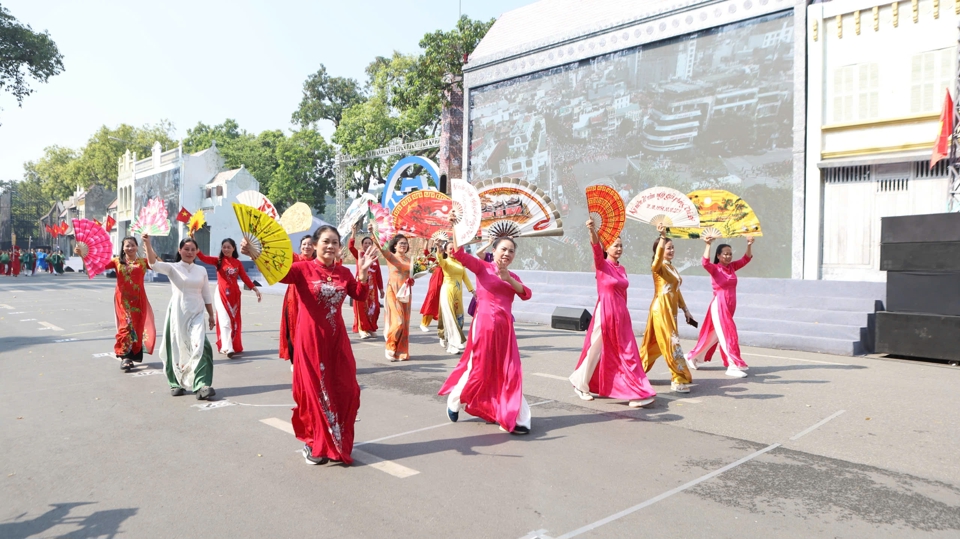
(0, 0), (534, 181)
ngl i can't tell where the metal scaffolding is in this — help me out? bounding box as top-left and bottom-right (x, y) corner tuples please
(334, 137), (441, 222)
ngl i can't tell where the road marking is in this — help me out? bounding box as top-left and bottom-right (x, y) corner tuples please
(552, 443), (782, 539)
(261, 417), (420, 478)
(9, 311), (25, 314)
(53, 338), (78, 343)
(533, 372), (568, 381)
(656, 394), (703, 404)
(742, 352), (848, 366)
(20, 319), (36, 322)
(130, 370), (163, 377)
(355, 422), (452, 447)
(529, 399), (554, 407)
(193, 401), (238, 411)
(38, 322), (63, 331)
(0, 304), (13, 309)
(62, 329), (112, 337)
(789, 409), (846, 441)
(548, 409), (849, 538)
(92, 353), (114, 358)
(260, 417), (294, 435)
(352, 449), (420, 478)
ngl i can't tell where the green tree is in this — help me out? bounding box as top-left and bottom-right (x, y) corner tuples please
(415, 15), (494, 110)
(23, 145), (78, 200)
(0, 5), (65, 121)
(291, 64), (365, 129)
(1, 176), (51, 244)
(269, 128), (334, 214)
(22, 121), (175, 197)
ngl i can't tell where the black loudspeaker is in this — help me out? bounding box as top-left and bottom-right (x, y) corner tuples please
(551, 307), (591, 331)
(879, 242), (960, 272)
(439, 174), (448, 194)
(887, 272), (960, 316)
(880, 213), (960, 243)
(875, 312), (960, 361)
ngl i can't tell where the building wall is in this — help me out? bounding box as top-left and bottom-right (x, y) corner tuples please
(463, 0), (807, 278)
(805, 0), (957, 281)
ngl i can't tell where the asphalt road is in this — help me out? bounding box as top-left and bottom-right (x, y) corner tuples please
(2, 273), (959, 538)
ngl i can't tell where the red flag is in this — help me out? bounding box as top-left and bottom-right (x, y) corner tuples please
(175, 206), (192, 224)
(93, 218), (103, 228)
(105, 215), (116, 233)
(45, 224), (54, 236)
(59, 221), (69, 234)
(931, 89), (954, 169)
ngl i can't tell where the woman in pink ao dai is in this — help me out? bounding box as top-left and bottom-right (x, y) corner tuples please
(685, 235), (755, 378)
(569, 218), (656, 407)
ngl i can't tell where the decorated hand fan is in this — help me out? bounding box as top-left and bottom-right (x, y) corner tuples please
(188, 209), (206, 235)
(232, 203), (293, 285)
(72, 219), (113, 279)
(392, 190), (453, 239)
(338, 194), (377, 238)
(585, 185), (625, 247)
(475, 177), (563, 239)
(430, 230), (451, 244)
(130, 197), (171, 236)
(668, 190), (763, 239)
(236, 190), (280, 221)
(625, 187), (700, 229)
(450, 179), (481, 246)
(279, 202), (313, 234)
(367, 203), (396, 244)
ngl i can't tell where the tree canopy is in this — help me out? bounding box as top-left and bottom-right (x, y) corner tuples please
(0, 5), (65, 121)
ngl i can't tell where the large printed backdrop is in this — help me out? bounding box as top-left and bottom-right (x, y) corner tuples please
(468, 12), (794, 277)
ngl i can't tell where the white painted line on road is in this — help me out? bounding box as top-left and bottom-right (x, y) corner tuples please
(355, 422), (451, 447)
(38, 322), (63, 331)
(260, 417), (294, 435)
(533, 372), (568, 381)
(9, 311), (25, 314)
(20, 319), (36, 322)
(92, 353), (113, 358)
(742, 352), (848, 366)
(62, 329), (112, 336)
(553, 443), (782, 539)
(529, 399), (554, 407)
(260, 417), (420, 478)
(789, 409), (846, 441)
(53, 338), (77, 343)
(193, 400), (238, 411)
(0, 304), (13, 309)
(130, 370), (163, 377)
(656, 394), (703, 404)
(352, 449), (420, 478)
(548, 409), (849, 538)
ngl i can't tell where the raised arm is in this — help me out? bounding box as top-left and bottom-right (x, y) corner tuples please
(731, 236), (755, 271)
(142, 234), (158, 266)
(586, 217), (600, 246)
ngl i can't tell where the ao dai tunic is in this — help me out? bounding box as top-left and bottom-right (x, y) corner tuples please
(571, 244), (655, 399)
(639, 240), (691, 385)
(686, 255), (752, 368)
(280, 259), (368, 464)
(153, 261), (214, 391)
(196, 252), (256, 355)
(105, 257), (156, 360)
(439, 248), (532, 432)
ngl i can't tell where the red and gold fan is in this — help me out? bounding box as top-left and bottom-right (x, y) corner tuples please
(72, 219), (113, 279)
(585, 185), (625, 248)
(392, 190), (453, 239)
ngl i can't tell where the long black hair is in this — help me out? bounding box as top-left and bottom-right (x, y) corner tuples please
(218, 238), (239, 268)
(312, 225), (341, 245)
(119, 236), (139, 263)
(387, 233), (408, 254)
(491, 236), (516, 251)
(714, 243), (732, 265)
(175, 238), (199, 263)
